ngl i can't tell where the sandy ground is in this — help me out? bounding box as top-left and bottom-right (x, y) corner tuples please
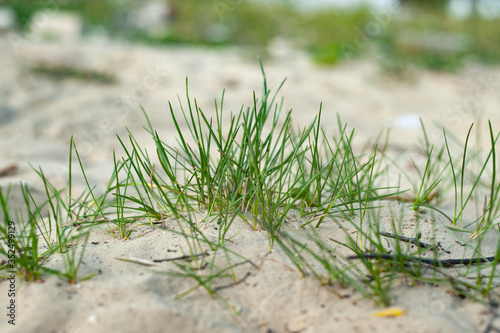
(1, 34), (500, 332)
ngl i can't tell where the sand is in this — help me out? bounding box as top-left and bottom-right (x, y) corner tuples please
(1, 34), (500, 332)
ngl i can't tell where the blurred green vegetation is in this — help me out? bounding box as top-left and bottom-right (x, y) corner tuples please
(399, 0), (449, 11)
(5, 0), (500, 72)
(6, 0), (115, 27)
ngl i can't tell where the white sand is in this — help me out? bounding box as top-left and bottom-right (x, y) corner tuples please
(1, 35), (500, 332)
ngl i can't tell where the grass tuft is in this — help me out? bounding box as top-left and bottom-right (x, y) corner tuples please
(1, 63), (500, 313)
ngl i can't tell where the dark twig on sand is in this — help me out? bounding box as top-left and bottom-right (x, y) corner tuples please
(379, 231), (450, 253)
(348, 253), (497, 268)
(214, 272), (252, 292)
(379, 231), (433, 248)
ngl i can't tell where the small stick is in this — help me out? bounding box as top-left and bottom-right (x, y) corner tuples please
(116, 252), (210, 266)
(152, 251), (209, 263)
(348, 253), (497, 268)
(116, 257), (156, 266)
(213, 272), (252, 292)
(266, 258), (300, 274)
(379, 231), (433, 248)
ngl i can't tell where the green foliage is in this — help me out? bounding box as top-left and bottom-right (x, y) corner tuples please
(5, 0), (500, 70)
(399, 0), (449, 10)
(1, 64), (500, 310)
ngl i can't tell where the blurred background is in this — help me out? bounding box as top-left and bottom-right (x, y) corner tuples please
(1, 0), (500, 209)
(1, 0), (499, 72)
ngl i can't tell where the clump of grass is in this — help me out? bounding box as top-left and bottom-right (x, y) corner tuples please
(272, 115), (500, 306)
(0, 177), (93, 283)
(0, 138), (96, 283)
(114, 60), (397, 251)
(103, 62), (499, 309)
(2, 62), (500, 314)
(0, 184), (45, 281)
(28, 63), (115, 84)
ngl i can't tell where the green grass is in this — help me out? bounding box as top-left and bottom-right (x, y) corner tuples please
(0, 144), (95, 283)
(1, 63), (500, 314)
(28, 63), (115, 84)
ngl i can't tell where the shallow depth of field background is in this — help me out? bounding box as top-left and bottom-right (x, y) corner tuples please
(2, 0), (500, 73)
